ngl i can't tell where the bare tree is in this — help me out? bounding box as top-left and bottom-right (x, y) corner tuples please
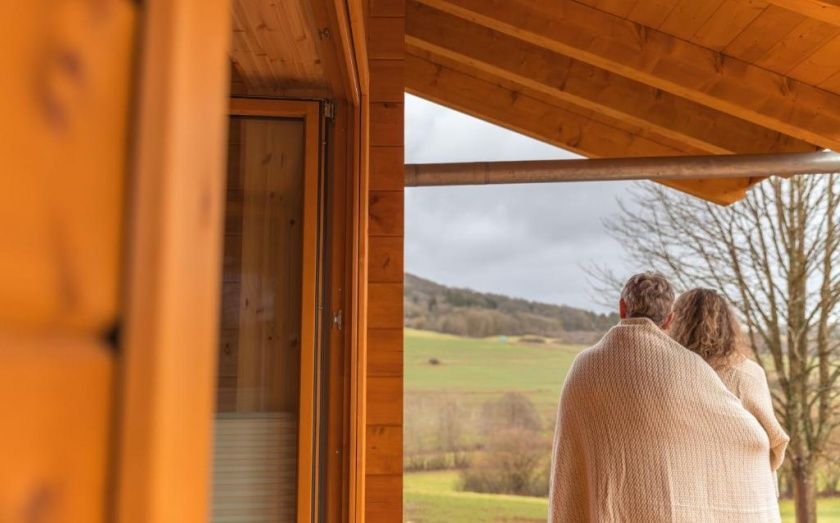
(599, 175), (840, 523)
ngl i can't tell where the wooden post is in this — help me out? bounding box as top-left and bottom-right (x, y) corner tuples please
(365, 1), (405, 521)
(115, 1), (230, 522)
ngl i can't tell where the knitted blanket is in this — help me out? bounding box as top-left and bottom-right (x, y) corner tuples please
(717, 358), (789, 473)
(548, 318), (780, 522)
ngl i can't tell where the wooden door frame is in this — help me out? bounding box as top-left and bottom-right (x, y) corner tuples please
(229, 97), (323, 523)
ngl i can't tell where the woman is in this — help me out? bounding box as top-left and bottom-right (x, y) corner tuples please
(670, 288), (790, 476)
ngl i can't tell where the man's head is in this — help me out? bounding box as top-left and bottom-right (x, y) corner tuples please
(619, 272), (675, 329)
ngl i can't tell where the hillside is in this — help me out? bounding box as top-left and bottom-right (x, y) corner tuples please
(404, 273), (618, 343)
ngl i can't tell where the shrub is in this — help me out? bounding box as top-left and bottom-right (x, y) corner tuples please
(480, 392), (543, 434)
(460, 427), (550, 496)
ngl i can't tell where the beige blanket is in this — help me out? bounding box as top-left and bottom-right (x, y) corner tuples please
(549, 318), (780, 522)
(717, 358), (789, 473)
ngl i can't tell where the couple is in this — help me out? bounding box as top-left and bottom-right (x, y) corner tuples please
(549, 273), (789, 522)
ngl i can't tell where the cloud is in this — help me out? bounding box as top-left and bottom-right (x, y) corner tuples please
(404, 94), (637, 312)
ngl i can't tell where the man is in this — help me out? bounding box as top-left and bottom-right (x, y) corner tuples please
(548, 273), (779, 522)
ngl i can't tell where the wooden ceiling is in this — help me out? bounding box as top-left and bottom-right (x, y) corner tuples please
(406, 0), (840, 203)
(230, 0), (332, 97)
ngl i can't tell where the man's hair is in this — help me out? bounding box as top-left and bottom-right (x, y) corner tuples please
(620, 272), (675, 325)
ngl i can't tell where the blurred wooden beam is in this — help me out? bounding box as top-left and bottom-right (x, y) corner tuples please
(406, 1), (818, 155)
(415, 0), (840, 150)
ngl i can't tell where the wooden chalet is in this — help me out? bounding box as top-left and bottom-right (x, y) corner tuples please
(3, 0), (840, 522)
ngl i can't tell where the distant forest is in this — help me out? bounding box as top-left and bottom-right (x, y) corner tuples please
(404, 273), (618, 343)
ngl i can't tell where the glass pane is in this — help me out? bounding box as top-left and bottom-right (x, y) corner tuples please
(213, 116), (306, 523)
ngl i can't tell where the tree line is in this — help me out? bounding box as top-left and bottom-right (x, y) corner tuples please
(404, 273), (617, 341)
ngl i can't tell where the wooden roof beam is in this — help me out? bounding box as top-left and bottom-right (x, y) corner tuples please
(764, 0), (840, 27)
(415, 0), (840, 151)
(406, 52), (699, 158)
(406, 1), (817, 155)
(406, 52), (753, 204)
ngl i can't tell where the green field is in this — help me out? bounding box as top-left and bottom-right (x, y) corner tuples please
(404, 328), (580, 420)
(404, 328), (840, 522)
(405, 470), (840, 523)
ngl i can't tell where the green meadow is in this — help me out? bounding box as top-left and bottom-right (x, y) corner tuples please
(404, 328), (580, 421)
(403, 328), (840, 523)
(404, 470), (840, 523)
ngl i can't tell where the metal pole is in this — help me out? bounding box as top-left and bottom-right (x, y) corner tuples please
(404, 150), (840, 187)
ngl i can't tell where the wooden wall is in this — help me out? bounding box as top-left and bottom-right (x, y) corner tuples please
(365, 0), (405, 521)
(0, 2), (136, 522)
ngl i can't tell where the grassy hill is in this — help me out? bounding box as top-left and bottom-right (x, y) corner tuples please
(404, 273), (617, 342)
(404, 328), (579, 421)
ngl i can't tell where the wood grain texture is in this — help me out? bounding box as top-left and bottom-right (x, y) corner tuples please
(365, 425), (403, 475)
(764, 0), (840, 26)
(370, 60), (405, 102)
(366, 376), (404, 425)
(0, 0), (135, 333)
(370, 0), (406, 17)
(234, 118), (305, 413)
(367, 328), (403, 377)
(755, 17), (839, 74)
(724, 5), (805, 63)
(416, 0), (840, 150)
(368, 17), (406, 59)
(367, 283), (404, 329)
(406, 52), (698, 158)
(370, 146), (405, 190)
(790, 34), (840, 85)
(368, 236), (404, 282)
(0, 335), (113, 523)
(627, 0), (677, 28)
(407, 1), (815, 154)
(370, 103), (404, 146)
(365, 475), (402, 520)
(231, 0), (329, 92)
(365, 1), (404, 518)
(369, 191), (404, 236)
(692, 0), (769, 51)
(658, 0), (724, 41)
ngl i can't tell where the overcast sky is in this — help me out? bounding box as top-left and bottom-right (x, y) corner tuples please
(404, 94), (639, 313)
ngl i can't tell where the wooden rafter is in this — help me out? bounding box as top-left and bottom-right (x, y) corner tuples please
(406, 1), (818, 155)
(764, 0), (840, 27)
(415, 0), (840, 150)
(406, 52), (697, 158)
(406, 52), (754, 204)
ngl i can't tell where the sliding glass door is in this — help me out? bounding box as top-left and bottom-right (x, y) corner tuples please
(213, 100), (323, 523)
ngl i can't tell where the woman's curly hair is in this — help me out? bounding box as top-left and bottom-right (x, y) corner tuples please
(669, 288), (746, 369)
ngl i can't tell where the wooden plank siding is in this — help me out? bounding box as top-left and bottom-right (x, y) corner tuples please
(366, 0), (405, 520)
